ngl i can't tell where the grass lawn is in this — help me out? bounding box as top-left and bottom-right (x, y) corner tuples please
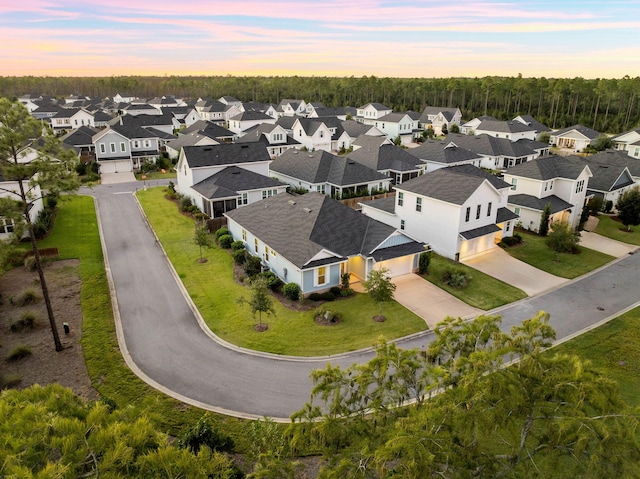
(594, 214), (640, 246)
(420, 254), (527, 310)
(135, 170), (177, 181)
(552, 306), (640, 407)
(504, 229), (614, 278)
(137, 187), (427, 356)
(36, 195), (247, 440)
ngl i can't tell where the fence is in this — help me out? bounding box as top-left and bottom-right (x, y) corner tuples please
(339, 191), (396, 210)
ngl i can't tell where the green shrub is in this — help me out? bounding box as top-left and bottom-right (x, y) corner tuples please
(179, 196), (193, 212)
(441, 269), (471, 289)
(330, 286), (341, 296)
(282, 283), (301, 301)
(418, 251), (431, 275)
(231, 240), (245, 251)
(90, 162), (99, 174)
(9, 312), (37, 332)
(179, 414), (234, 454)
(218, 234), (233, 249)
(243, 255), (262, 277)
(340, 287), (355, 297)
(322, 291), (336, 301)
(232, 249), (248, 265)
(341, 272), (351, 290)
(258, 271), (283, 291)
(45, 194), (58, 210)
(0, 373), (22, 389)
(18, 290), (38, 306)
(75, 162), (87, 175)
(309, 293), (322, 301)
(501, 234), (522, 247)
(604, 200), (613, 213)
(7, 345), (32, 362)
(215, 227), (229, 239)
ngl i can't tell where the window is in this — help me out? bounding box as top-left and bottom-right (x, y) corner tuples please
(254, 238), (258, 252)
(506, 222), (511, 232)
(133, 140), (140, 148)
(416, 197), (422, 212)
(317, 266), (327, 285)
(242, 229), (247, 241)
(262, 189), (277, 199)
(549, 180), (553, 190)
(514, 207), (520, 215)
(487, 202), (492, 217)
(238, 193), (248, 206)
(576, 179), (585, 194)
(0, 218), (15, 234)
(476, 204), (481, 220)
(110, 143), (116, 153)
(400, 219), (405, 230)
(316, 184), (325, 194)
(398, 192), (404, 206)
(120, 142), (126, 152)
(319, 131), (324, 138)
(144, 140), (151, 148)
(264, 246), (269, 262)
(271, 248), (277, 258)
(465, 207), (471, 222)
(100, 143), (106, 154)
(511, 178), (518, 191)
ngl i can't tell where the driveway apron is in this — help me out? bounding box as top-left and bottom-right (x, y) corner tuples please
(579, 231), (638, 257)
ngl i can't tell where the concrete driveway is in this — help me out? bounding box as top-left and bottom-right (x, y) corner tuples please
(101, 172), (137, 184)
(462, 247), (567, 297)
(391, 274), (481, 328)
(579, 231), (638, 257)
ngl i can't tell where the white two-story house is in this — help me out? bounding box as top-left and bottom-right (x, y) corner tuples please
(291, 118), (333, 152)
(373, 112), (419, 145)
(356, 103), (392, 126)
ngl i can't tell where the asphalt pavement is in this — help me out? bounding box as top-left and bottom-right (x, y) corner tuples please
(84, 181), (640, 420)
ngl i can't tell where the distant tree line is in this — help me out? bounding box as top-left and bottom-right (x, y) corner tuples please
(1, 74), (639, 133)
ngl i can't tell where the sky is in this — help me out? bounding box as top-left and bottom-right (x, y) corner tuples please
(1, 0), (639, 79)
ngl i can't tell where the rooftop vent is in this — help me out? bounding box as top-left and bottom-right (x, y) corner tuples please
(288, 200), (296, 205)
(303, 207), (312, 214)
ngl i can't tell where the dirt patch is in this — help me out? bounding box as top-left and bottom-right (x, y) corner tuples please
(0, 259), (98, 401)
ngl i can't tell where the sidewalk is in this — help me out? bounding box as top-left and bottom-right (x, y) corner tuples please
(579, 231), (638, 257)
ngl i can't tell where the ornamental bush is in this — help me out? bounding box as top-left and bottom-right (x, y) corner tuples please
(218, 234), (233, 249)
(282, 282), (301, 301)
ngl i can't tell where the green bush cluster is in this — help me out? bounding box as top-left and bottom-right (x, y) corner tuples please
(500, 234), (522, 247)
(282, 282), (301, 301)
(441, 268), (471, 289)
(218, 234), (233, 249)
(309, 291), (336, 302)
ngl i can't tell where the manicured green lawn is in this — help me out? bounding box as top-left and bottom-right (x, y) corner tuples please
(135, 170), (177, 181)
(420, 254), (527, 309)
(504, 230), (614, 278)
(36, 195), (245, 439)
(594, 214), (640, 246)
(552, 306), (640, 407)
(137, 187), (428, 356)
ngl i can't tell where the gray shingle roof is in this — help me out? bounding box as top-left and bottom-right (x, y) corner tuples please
(444, 133), (541, 158)
(225, 193), (420, 269)
(508, 194), (573, 213)
(270, 149), (388, 186)
(513, 115), (551, 132)
(476, 120), (536, 134)
(407, 140), (482, 164)
(359, 103), (391, 111)
(395, 165), (509, 204)
(230, 111), (272, 122)
(182, 143), (270, 168)
(180, 120), (234, 139)
(551, 124), (601, 140)
(359, 196), (396, 214)
(573, 154), (635, 192)
(116, 113), (174, 129)
(459, 224), (501, 240)
(505, 155), (589, 180)
(347, 143), (421, 173)
(110, 124), (158, 140)
(580, 150), (640, 178)
(192, 166), (285, 200)
(496, 207), (519, 223)
(61, 126), (100, 147)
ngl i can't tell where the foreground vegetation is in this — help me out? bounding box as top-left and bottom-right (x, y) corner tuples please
(594, 214), (640, 246)
(504, 229), (614, 278)
(136, 187), (426, 356)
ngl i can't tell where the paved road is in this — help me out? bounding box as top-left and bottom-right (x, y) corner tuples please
(86, 181), (640, 421)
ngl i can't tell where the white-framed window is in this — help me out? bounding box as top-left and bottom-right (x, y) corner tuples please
(262, 189), (278, 199)
(254, 238), (258, 252)
(576, 179), (585, 194)
(400, 219), (405, 230)
(264, 246), (269, 262)
(514, 207), (520, 215)
(511, 178), (518, 191)
(100, 143), (106, 154)
(465, 207), (471, 222)
(319, 131), (324, 138)
(398, 192), (404, 206)
(144, 140), (151, 148)
(476, 204), (481, 220)
(120, 142), (126, 152)
(110, 143), (116, 153)
(242, 229), (247, 241)
(416, 197), (422, 212)
(0, 218), (15, 234)
(133, 140), (140, 148)
(316, 185), (325, 194)
(316, 266), (327, 286)
(487, 202), (492, 217)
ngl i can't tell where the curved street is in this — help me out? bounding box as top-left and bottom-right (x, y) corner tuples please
(86, 180), (640, 420)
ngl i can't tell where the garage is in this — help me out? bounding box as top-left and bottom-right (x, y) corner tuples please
(458, 224), (501, 261)
(98, 159), (133, 174)
(376, 254), (416, 277)
(372, 242), (426, 278)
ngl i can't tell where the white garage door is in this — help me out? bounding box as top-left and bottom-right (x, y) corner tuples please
(376, 255), (415, 278)
(99, 160), (132, 174)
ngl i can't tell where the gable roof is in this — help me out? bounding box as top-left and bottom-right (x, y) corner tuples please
(419, 106), (461, 123)
(342, 120), (379, 138)
(230, 110), (273, 122)
(573, 153), (636, 192)
(580, 149), (640, 178)
(347, 143), (421, 173)
(476, 120), (536, 134)
(114, 113), (174, 129)
(395, 165), (509, 204)
(358, 102), (391, 111)
(444, 133), (539, 158)
(377, 112), (412, 123)
(270, 149), (388, 186)
(180, 120), (234, 139)
(513, 115), (551, 133)
(225, 193), (422, 269)
(192, 166), (285, 200)
(551, 124), (601, 140)
(504, 155), (590, 181)
(182, 143), (270, 168)
(407, 139), (482, 164)
(61, 126), (100, 147)
(110, 124), (158, 140)
(508, 194), (574, 213)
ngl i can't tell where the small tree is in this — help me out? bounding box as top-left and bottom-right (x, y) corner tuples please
(238, 276), (276, 331)
(588, 196), (604, 216)
(616, 187), (640, 232)
(546, 220), (579, 260)
(363, 267), (396, 321)
(450, 123), (460, 134)
(592, 134), (613, 151)
(539, 202), (551, 236)
(193, 221), (213, 263)
(539, 131), (551, 144)
(418, 251), (431, 275)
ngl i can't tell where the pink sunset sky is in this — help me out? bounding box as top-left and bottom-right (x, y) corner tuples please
(2, 0), (639, 78)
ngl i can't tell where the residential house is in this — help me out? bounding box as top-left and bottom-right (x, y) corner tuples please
(460, 115), (498, 135)
(0, 170), (44, 239)
(188, 166), (288, 218)
(582, 150), (640, 186)
(419, 106), (463, 135)
(180, 120), (236, 143)
(341, 121), (385, 143)
(576, 152), (638, 207)
(228, 111), (276, 135)
(176, 143), (272, 198)
(194, 98), (242, 125)
(218, 96), (243, 109)
(406, 140), (483, 172)
(269, 149), (391, 197)
(148, 96), (186, 108)
(356, 103), (392, 126)
(225, 193), (426, 294)
(93, 125), (161, 172)
(307, 106), (349, 120)
(93, 110), (113, 128)
(474, 120), (537, 141)
(113, 93), (137, 103)
(61, 126), (99, 162)
(165, 133), (219, 161)
(360, 165), (516, 261)
(347, 143), (422, 185)
(502, 155), (593, 232)
(312, 117), (353, 152)
(110, 112), (178, 135)
(235, 123), (300, 158)
(276, 99), (307, 117)
(373, 112), (419, 145)
(121, 103), (162, 116)
(31, 104), (66, 121)
(550, 124), (601, 151)
(291, 118), (333, 152)
(512, 115), (551, 141)
(49, 108), (95, 133)
(611, 128), (640, 156)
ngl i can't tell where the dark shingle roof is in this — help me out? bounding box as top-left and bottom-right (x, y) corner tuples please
(359, 196), (396, 214)
(580, 150), (640, 178)
(459, 224), (501, 240)
(395, 165), (509, 204)
(513, 115), (551, 133)
(358, 102), (391, 111)
(61, 126), (100, 147)
(230, 110), (273, 122)
(180, 120), (234, 139)
(505, 155), (589, 181)
(110, 124), (157, 140)
(508, 194), (574, 213)
(496, 207), (519, 223)
(225, 193), (419, 268)
(192, 166), (285, 200)
(183, 143), (270, 168)
(445, 133), (538, 158)
(116, 113), (174, 128)
(270, 149), (388, 186)
(407, 140), (482, 164)
(551, 124), (601, 140)
(573, 154), (635, 192)
(347, 143), (421, 173)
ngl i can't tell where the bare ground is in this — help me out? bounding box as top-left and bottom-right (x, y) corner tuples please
(0, 259), (98, 400)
